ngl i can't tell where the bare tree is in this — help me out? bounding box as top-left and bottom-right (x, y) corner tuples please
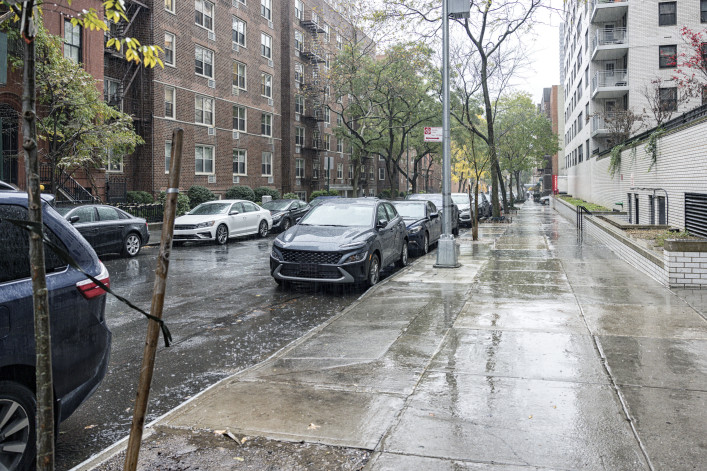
(641, 77), (690, 127)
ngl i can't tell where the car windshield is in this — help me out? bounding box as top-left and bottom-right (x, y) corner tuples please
(300, 204), (373, 227)
(55, 206), (73, 216)
(394, 204), (425, 219)
(452, 194), (471, 205)
(263, 200), (291, 211)
(189, 203), (231, 215)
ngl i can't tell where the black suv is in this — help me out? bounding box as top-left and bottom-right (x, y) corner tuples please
(270, 198), (408, 287)
(0, 192), (111, 471)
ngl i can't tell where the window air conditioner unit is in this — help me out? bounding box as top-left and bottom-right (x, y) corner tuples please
(208, 174), (216, 183)
(296, 178), (301, 186)
(295, 114), (300, 121)
(233, 175), (240, 183)
(268, 59), (274, 68)
(268, 98), (273, 106)
(268, 137), (274, 145)
(232, 85), (239, 96)
(232, 0), (238, 8)
(295, 145), (301, 153)
(268, 176), (274, 184)
(208, 79), (215, 88)
(268, 21), (274, 29)
(232, 130), (240, 139)
(208, 127), (215, 136)
(208, 31), (215, 41)
(295, 50), (300, 57)
(232, 42), (239, 52)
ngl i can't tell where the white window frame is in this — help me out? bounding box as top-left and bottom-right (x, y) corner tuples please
(336, 138), (343, 153)
(104, 77), (121, 109)
(294, 30), (303, 53)
(312, 162), (319, 179)
(323, 23), (330, 42)
(195, 45), (214, 78)
(324, 107), (330, 124)
(261, 32), (272, 59)
(195, 144), (214, 175)
(164, 32), (176, 67)
(261, 0), (272, 20)
(165, 140), (172, 173)
(337, 163), (343, 179)
(262, 151), (273, 176)
(295, 158), (305, 178)
(195, 95), (214, 126)
(336, 33), (342, 50)
(233, 61), (247, 90)
(348, 164), (353, 179)
(294, 62), (304, 84)
(105, 149), (123, 173)
(232, 16), (246, 47)
(261, 113), (272, 136)
(324, 134), (330, 151)
(195, 0), (214, 32)
(295, 94), (305, 114)
(261, 73), (273, 98)
(233, 148), (247, 175)
(233, 105), (246, 131)
(165, 0), (175, 14)
(295, 126), (305, 146)
(164, 85), (176, 119)
(379, 167), (385, 180)
(295, 0), (303, 20)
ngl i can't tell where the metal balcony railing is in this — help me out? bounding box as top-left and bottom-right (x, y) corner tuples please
(592, 27), (627, 53)
(591, 69), (628, 93)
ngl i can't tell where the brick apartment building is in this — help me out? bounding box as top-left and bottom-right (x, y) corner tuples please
(0, 1), (105, 194)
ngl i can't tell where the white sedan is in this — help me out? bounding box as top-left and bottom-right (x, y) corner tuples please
(173, 199), (272, 245)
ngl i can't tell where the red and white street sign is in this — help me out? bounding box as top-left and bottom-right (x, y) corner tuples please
(423, 126), (443, 142)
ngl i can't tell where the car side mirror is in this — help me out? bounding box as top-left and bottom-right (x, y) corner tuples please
(229, 210), (240, 215)
(295, 217), (302, 223)
(376, 219), (388, 229)
(69, 216), (80, 224)
(430, 212), (439, 219)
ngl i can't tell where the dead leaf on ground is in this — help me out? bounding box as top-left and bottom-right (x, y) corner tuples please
(308, 423), (320, 430)
(84, 425), (97, 429)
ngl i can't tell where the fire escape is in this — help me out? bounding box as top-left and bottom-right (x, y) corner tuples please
(299, 13), (327, 192)
(102, 0), (152, 202)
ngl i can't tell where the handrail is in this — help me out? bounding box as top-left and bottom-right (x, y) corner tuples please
(576, 205), (593, 232)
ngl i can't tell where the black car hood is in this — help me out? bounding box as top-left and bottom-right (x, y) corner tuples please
(402, 217), (426, 228)
(276, 224), (373, 251)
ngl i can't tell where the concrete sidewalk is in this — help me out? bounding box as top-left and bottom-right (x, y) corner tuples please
(84, 202), (706, 470)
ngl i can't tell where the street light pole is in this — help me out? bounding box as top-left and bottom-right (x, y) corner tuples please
(406, 132), (410, 195)
(435, 0), (463, 268)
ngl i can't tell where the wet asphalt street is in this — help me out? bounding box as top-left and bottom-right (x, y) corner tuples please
(55, 231), (406, 470)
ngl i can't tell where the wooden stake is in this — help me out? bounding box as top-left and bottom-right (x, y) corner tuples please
(124, 128), (183, 471)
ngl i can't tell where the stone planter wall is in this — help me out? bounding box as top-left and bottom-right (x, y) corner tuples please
(664, 240), (707, 288)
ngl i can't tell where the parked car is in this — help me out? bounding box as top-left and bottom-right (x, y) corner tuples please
(0, 181), (19, 191)
(391, 200), (441, 255)
(173, 199), (272, 245)
(56, 204), (150, 258)
(405, 193), (460, 235)
(262, 199), (310, 232)
(0, 192), (111, 471)
(270, 198), (408, 287)
(308, 195), (340, 210)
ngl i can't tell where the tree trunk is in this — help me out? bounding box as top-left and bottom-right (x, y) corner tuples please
(22, 7), (56, 469)
(480, 55), (501, 217)
(515, 170), (522, 199)
(495, 159), (508, 213)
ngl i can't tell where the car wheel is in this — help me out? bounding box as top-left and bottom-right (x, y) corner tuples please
(0, 381), (36, 471)
(396, 241), (409, 268)
(122, 233), (142, 257)
(422, 233), (429, 254)
(258, 220), (268, 238)
(366, 254), (380, 287)
(281, 218), (291, 232)
(215, 224), (229, 245)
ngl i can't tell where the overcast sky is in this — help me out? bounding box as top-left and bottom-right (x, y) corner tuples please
(520, 1), (564, 103)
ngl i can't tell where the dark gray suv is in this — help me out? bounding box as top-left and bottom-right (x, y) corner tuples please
(0, 192), (111, 471)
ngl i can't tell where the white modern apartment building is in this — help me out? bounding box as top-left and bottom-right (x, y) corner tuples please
(561, 0), (706, 175)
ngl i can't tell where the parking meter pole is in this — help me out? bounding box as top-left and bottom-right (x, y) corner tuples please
(124, 128), (184, 471)
(435, 0), (460, 268)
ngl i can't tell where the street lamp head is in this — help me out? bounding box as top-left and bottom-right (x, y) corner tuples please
(448, 0), (471, 19)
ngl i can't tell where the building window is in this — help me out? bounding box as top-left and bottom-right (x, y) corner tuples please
(195, 95), (214, 125)
(261, 73), (272, 97)
(164, 32), (175, 66)
(104, 78), (121, 109)
(261, 113), (272, 136)
(232, 17), (246, 47)
(379, 167), (385, 180)
(295, 0), (303, 20)
(233, 105), (246, 131)
(296, 158), (305, 178)
(323, 134), (330, 151)
(337, 163), (343, 179)
(262, 152), (272, 176)
(294, 30), (303, 54)
(348, 164), (353, 179)
(195, 0), (214, 31)
(294, 62), (304, 84)
(295, 94), (305, 114)
(324, 107), (330, 124)
(313, 162), (319, 179)
(659, 87), (678, 111)
(233, 149), (247, 175)
(337, 114), (343, 126)
(261, 33), (272, 59)
(336, 138), (343, 153)
(658, 2), (677, 26)
(64, 19), (81, 62)
(295, 126), (305, 147)
(233, 61), (247, 90)
(165, 140), (172, 173)
(195, 46), (214, 78)
(702, 0), (707, 23)
(337, 33), (342, 50)
(165, 0), (175, 14)
(164, 86), (175, 119)
(195, 145), (214, 174)
(659, 45), (677, 68)
(105, 150), (123, 173)
(369, 166), (374, 180)
(312, 130), (320, 148)
(323, 23), (330, 42)
(296, 191), (307, 201)
(261, 0), (272, 20)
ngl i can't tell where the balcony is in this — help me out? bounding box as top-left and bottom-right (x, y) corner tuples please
(591, 114), (611, 136)
(591, 27), (628, 61)
(591, 0), (628, 24)
(591, 70), (629, 99)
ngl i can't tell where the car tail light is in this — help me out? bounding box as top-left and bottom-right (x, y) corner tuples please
(76, 262), (110, 299)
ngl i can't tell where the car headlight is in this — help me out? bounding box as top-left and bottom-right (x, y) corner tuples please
(342, 249), (367, 264)
(271, 246), (283, 260)
(194, 220), (215, 229)
(272, 213), (282, 222)
(408, 225), (422, 234)
(461, 209), (470, 216)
